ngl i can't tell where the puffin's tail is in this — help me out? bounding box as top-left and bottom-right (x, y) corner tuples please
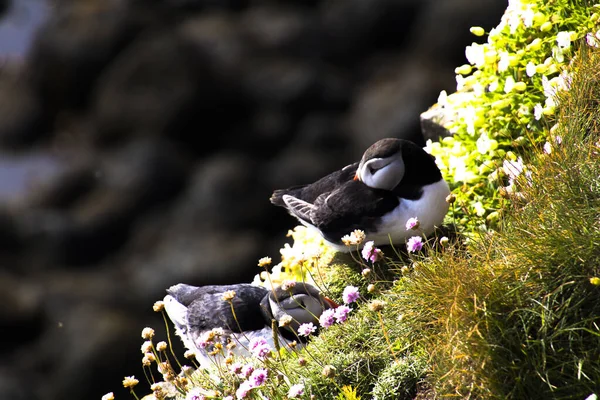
(270, 189), (288, 206)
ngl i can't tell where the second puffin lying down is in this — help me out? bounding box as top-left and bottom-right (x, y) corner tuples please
(164, 282), (336, 367)
(270, 138), (450, 251)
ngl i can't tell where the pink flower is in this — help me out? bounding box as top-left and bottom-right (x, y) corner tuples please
(405, 217), (420, 230)
(249, 368), (268, 387)
(361, 241), (384, 263)
(281, 280), (296, 290)
(319, 308), (336, 328)
(241, 364), (254, 378)
(298, 322), (317, 337)
(342, 285), (360, 304)
(334, 305), (351, 323)
(230, 362), (243, 376)
(288, 383), (305, 398)
(406, 236), (423, 253)
(249, 337), (271, 360)
(236, 380), (254, 399)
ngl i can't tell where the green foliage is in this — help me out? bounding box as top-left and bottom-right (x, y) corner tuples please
(371, 351), (428, 400)
(427, 0), (600, 236)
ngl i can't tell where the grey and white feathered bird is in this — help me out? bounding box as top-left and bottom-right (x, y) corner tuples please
(270, 138), (450, 251)
(163, 282), (336, 367)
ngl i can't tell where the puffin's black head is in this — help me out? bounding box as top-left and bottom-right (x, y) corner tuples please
(354, 138), (442, 190)
(260, 283), (337, 340)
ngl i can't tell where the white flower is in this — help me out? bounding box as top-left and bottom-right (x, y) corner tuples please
(521, 6), (535, 27)
(476, 133), (498, 155)
(488, 78), (499, 92)
(497, 51), (510, 72)
(473, 201), (486, 217)
(526, 62), (537, 77)
(586, 31), (600, 48)
(544, 142), (553, 154)
(437, 90), (448, 107)
(552, 45), (565, 63)
(465, 43), (486, 67)
(556, 31), (572, 49)
(503, 158), (525, 182)
(557, 71), (572, 91)
(541, 75), (556, 99)
(504, 76), (516, 93)
(533, 104), (543, 121)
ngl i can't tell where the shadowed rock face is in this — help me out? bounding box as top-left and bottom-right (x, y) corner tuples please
(0, 0), (505, 399)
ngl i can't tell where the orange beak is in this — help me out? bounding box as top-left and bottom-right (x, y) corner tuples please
(324, 297), (339, 309)
(353, 174), (359, 181)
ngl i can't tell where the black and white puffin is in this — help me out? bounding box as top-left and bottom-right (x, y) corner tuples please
(270, 138), (450, 251)
(163, 282), (336, 366)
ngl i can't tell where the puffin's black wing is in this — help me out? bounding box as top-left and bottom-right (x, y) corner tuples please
(309, 181), (399, 244)
(168, 284), (270, 333)
(270, 162), (359, 206)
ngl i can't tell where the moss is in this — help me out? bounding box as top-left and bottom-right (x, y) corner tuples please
(371, 351), (428, 400)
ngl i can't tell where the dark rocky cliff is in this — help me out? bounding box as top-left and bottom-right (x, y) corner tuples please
(0, 0), (505, 399)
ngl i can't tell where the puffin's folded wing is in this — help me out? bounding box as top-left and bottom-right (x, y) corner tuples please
(282, 195), (317, 225)
(310, 182), (399, 241)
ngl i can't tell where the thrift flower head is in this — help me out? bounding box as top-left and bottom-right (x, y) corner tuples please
(319, 308), (336, 328)
(257, 257), (272, 267)
(141, 340), (153, 354)
(184, 350), (196, 359)
(590, 277), (600, 286)
(141, 327), (155, 339)
(241, 364), (254, 378)
(249, 337), (271, 360)
(279, 314), (293, 327)
(361, 241), (384, 263)
(288, 383), (305, 398)
(142, 353), (155, 366)
(322, 365), (336, 378)
(334, 305), (351, 323)
(298, 322), (316, 336)
(236, 381), (254, 399)
(153, 300), (165, 312)
(230, 362), (243, 375)
(185, 388), (206, 400)
(222, 290), (236, 301)
(122, 376), (139, 388)
(102, 393), (115, 400)
(156, 341), (167, 351)
(249, 368), (268, 386)
(405, 217), (420, 230)
(368, 300), (386, 312)
(406, 236), (423, 253)
(342, 285), (360, 304)
(341, 229), (366, 246)
(586, 31), (600, 47)
(281, 280), (296, 291)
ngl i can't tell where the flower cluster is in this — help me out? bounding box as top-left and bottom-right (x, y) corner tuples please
(248, 337), (272, 360)
(342, 229), (367, 246)
(425, 0), (600, 234)
(361, 241), (384, 263)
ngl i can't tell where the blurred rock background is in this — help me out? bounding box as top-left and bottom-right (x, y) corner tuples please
(0, 0), (505, 399)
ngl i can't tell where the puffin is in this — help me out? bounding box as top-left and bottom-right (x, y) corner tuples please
(270, 138), (450, 251)
(163, 282), (336, 367)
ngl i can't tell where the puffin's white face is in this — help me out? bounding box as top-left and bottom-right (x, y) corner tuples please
(270, 294), (327, 332)
(356, 154), (405, 190)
